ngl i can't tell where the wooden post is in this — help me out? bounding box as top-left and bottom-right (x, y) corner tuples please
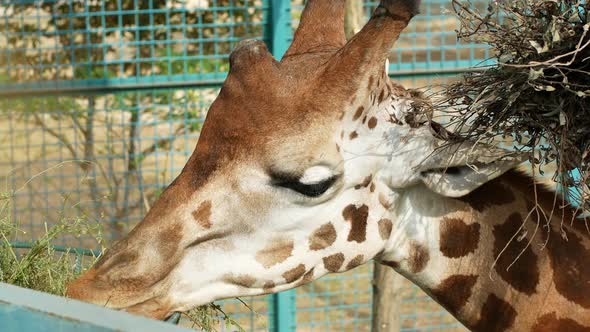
(372, 263), (405, 332)
(344, 0), (364, 40)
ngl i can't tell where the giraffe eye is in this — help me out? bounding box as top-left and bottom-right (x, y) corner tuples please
(269, 166), (339, 198)
(272, 176), (338, 197)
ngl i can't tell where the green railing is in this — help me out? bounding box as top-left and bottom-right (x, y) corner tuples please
(0, 282), (195, 331)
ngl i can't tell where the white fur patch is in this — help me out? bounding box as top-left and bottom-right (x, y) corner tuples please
(299, 166), (333, 185)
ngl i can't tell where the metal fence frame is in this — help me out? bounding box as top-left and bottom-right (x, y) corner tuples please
(0, 282), (195, 332)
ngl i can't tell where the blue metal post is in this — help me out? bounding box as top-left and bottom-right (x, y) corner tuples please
(266, 1), (296, 330)
(270, 290), (297, 332)
(266, 0), (292, 60)
(0, 283), (194, 332)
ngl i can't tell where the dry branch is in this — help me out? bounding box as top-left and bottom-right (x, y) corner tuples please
(439, 0), (590, 210)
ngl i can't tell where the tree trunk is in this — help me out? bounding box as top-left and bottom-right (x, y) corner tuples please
(372, 263), (404, 332)
(344, 0), (364, 40)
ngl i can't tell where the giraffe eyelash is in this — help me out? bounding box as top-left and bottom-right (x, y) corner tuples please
(269, 172), (339, 198)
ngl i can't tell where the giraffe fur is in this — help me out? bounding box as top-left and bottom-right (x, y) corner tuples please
(67, 1), (590, 330)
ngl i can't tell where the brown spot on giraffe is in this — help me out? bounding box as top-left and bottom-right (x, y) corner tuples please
(367, 116), (378, 129)
(349, 131), (359, 140)
(192, 201), (212, 229)
(379, 192), (392, 210)
(298, 267), (315, 286)
(263, 281), (275, 291)
(493, 213), (539, 295)
(458, 178), (515, 212)
(439, 218), (480, 258)
(223, 274), (256, 288)
(256, 239), (294, 268)
(431, 274), (478, 314)
(309, 223), (337, 251)
(323, 253), (345, 272)
(352, 106), (364, 121)
(283, 264), (306, 284)
(362, 115), (367, 124)
(469, 294), (517, 332)
(543, 227), (590, 308)
(378, 89), (385, 104)
(342, 204), (369, 243)
(381, 260), (400, 269)
(378, 218), (393, 240)
(346, 254), (364, 270)
(156, 223), (183, 264)
(408, 242), (429, 273)
(354, 175), (373, 190)
(531, 312), (590, 332)
(369, 182), (375, 192)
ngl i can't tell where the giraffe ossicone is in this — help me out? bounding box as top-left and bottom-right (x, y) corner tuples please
(67, 0), (590, 330)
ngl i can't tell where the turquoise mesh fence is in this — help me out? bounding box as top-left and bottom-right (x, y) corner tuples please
(0, 0), (268, 95)
(0, 0), (492, 331)
(290, 0), (494, 76)
(0, 88), (214, 244)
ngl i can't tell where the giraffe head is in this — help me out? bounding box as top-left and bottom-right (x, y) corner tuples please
(67, 0), (524, 319)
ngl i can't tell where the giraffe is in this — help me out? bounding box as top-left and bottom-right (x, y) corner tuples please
(66, 0), (590, 330)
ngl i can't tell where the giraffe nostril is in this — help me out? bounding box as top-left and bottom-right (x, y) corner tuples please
(421, 166), (463, 176)
(445, 167), (462, 175)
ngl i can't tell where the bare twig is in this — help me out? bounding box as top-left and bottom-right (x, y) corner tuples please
(439, 0), (590, 212)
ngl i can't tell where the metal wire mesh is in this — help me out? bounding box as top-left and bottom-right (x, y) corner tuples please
(296, 264), (373, 332)
(379, 0), (494, 73)
(0, 1), (489, 331)
(0, 88), (212, 246)
(290, 0), (494, 75)
(0, 0), (267, 94)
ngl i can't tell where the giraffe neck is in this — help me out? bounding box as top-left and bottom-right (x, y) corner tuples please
(383, 170), (590, 331)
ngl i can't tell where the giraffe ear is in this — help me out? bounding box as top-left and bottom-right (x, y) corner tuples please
(417, 143), (528, 198)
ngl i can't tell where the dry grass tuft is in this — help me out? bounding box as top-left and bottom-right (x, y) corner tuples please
(0, 185), (103, 295)
(438, 0), (590, 209)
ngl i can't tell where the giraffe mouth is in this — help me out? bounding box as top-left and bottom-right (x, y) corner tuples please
(165, 312), (182, 324)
